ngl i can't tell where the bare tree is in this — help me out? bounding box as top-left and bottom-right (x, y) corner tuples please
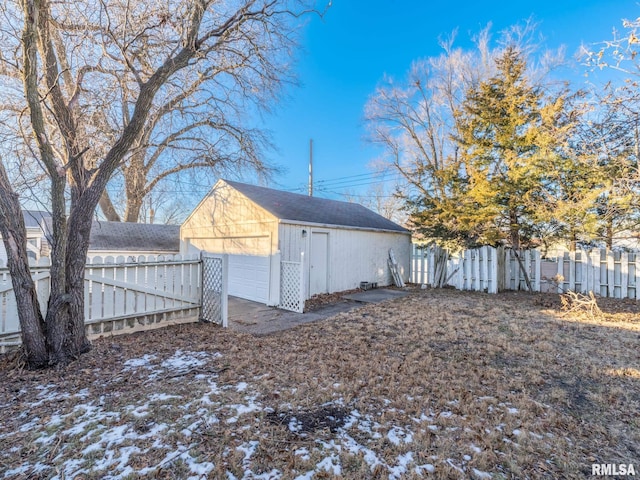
(366, 22), (570, 249)
(365, 28), (496, 247)
(580, 19), (640, 248)
(0, 0), (325, 369)
(96, 43), (280, 222)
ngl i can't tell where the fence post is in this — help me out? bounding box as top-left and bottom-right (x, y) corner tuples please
(489, 247), (498, 293)
(594, 250), (602, 296)
(463, 250), (470, 290)
(268, 251), (281, 307)
(636, 253), (640, 300)
(585, 250), (593, 294)
(620, 252), (628, 299)
(426, 247), (433, 286)
(221, 254), (229, 328)
(300, 252), (306, 310)
(568, 251), (576, 293)
(481, 246), (488, 292)
(510, 250), (518, 291)
(607, 250), (615, 297)
(557, 253), (564, 293)
(524, 251), (531, 291)
(457, 252), (464, 290)
(471, 250), (478, 291)
(532, 250), (541, 292)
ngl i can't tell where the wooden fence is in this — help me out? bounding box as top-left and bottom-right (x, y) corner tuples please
(410, 244), (640, 299)
(1, 255), (202, 353)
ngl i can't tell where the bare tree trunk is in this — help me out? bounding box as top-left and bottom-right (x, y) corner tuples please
(509, 210), (520, 250)
(123, 159), (148, 223)
(99, 191), (121, 222)
(0, 162), (48, 368)
(124, 197), (144, 223)
(570, 231), (577, 252)
(63, 211), (93, 356)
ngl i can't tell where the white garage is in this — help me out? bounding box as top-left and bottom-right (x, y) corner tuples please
(181, 179), (411, 308)
(227, 254), (270, 304)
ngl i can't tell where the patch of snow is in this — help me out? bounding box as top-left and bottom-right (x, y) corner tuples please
(415, 463), (436, 474)
(389, 452), (413, 479)
(470, 443), (483, 453)
(412, 412), (435, 423)
(507, 407), (519, 414)
(237, 440), (259, 462)
(387, 426), (413, 446)
(293, 472), (314, 480)
(149, 393), (181, 402)
(29, 388), (70, 408)
(126, 403), (150, 418)
(477, 396), (496, 402)
(472, 467), (493, 479)
(316, 456), (341, 476)
(3, 464), (32, 478)
(225, 395), (262, 424)
(288, 417), (302, 433)
(340, 434), (383, 469)
(75, 388), (91, 399)
(178, 450), (215, 480)
(248, 469), (281, 479)
(294, 447), (310, 461)
(161, 350), (209, 370)
(123, 354), (157, 369)
(18, 418), (41, 433)
(463, 454), (472, 461)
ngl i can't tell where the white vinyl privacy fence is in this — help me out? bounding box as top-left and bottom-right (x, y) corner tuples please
(1, 255), (204, 353)
(411, 244), (640, 299)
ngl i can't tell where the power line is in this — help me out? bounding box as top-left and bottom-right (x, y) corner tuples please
(315, 171), (394, 188)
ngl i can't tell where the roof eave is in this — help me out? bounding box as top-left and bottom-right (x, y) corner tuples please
(278, 218), (411, 235)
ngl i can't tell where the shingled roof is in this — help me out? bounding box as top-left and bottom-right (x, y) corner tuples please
(22, 210), (51, 229)
(42, 219), (180, 252)
(88, 222), (180, 252)
(224, 180), (408, 233)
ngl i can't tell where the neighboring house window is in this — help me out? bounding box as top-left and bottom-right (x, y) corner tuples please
(26, 238), (39, 260)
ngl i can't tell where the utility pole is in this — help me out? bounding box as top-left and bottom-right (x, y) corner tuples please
(308, 138), (313, 197)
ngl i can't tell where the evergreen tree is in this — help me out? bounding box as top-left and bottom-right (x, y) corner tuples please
(454, 46), (571, 249)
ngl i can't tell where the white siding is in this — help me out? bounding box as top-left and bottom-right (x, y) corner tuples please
(0, 228), (45, 263)
(181, 181), (278, 256)
(279, 223), (411, 297)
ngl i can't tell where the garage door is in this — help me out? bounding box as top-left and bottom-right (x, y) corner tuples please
(228, 254), (270, 304)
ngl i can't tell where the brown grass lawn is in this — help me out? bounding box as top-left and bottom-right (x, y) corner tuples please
(0, 289), (638, 479)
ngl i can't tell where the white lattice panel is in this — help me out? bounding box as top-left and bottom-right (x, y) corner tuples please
(201, 255), (224, 324)
(280, 261), (304, 313)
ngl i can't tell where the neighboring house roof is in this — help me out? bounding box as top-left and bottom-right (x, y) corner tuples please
(89, 222), (180, 252)
(223, 179), (409, 233)
(23, 210), (51, 229)
(42, 218), (180, 253)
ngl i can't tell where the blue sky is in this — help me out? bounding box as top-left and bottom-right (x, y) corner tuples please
(261, 1), (638, 199)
